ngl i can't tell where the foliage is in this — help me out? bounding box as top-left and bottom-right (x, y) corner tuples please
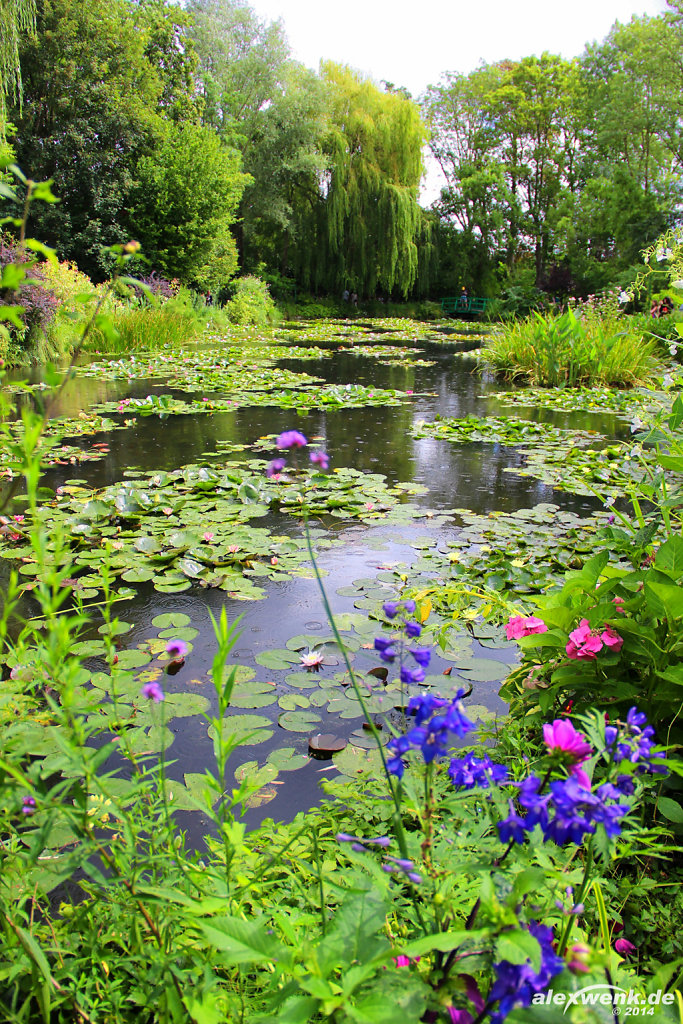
(130, 120), (249, 289)
(481, 309), (661, 387)
(0, 235), (58, 359)
(0, 0), (35, 127)
(224, 274), (279, 325)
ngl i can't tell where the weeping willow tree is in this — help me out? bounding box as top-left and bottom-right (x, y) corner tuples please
(0, 0), (35, 130)
(316, 64), (427, 298)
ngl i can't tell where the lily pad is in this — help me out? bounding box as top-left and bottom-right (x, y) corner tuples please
(152, 613), (192, 628)
(278, 710), (322, 732)
(308, 733), (347, 758)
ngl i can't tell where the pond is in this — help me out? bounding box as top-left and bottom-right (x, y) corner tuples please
(2, 319), (636, 840)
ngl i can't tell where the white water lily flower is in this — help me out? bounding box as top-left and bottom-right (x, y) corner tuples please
(300, 648), (324, 669)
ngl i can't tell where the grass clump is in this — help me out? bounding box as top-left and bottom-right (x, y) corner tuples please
(481, 309), (661, 387)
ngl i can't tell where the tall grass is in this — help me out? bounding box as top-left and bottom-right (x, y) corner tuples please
(81, 306), (205, 353)
(480, 309), (662, 387)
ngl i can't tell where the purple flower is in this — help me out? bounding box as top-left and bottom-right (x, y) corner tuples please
(498, 803), (529, 844)
(266, 458), (286, 477)
(405, 620), (422, 638)
(141, 681), (165, 703)
(383, 601), (400, 619)
(409, 647), (431, 668)
(165, 638), (188, 661)
(400, 665), (426, 685)
(448, 752), (509, 789)
(403, 600), (416, 613)
(310, 451), (329, 470)
(378, 645), (398, 663)
(276, 430), (307, 449)
(488, 922), (564, 1023)
(386, 735), (412, 778)
(21, 795), (36, 816)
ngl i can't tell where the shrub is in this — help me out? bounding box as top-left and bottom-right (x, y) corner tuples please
(0, 236), (59, 361)
(224, 275), (279, 326)
(480, 308), (661, 387)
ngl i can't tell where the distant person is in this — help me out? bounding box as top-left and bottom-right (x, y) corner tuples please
(458, 286), (468, 308)
(351, 291), (358, 307)
(342, 288), (349, 302)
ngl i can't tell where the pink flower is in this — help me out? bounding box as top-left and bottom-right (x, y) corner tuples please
(141, 681), (164, 702)
(600, 627), (623, 652)
(614, 938), (636, 957)
(543, 719), (593, 765)
(203, 532), (214, 543)
(276, 430), (307, 449)
(568, 942), (591, 974)
(612, 596), (626, 613)
(570, 765), (592, 789)
(505, 615), (548, 641)
(393, 955), (411, 967)
(165, 638), (188, 661)
(310, 451), (329, 470)
(566, 619), (604, 660)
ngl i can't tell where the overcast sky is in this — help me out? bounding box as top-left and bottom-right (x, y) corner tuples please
(248, 0), (668, 98)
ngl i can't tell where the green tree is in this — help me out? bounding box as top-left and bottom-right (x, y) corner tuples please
(0, 0), (35, 126)
(313, 64), (427, 298)
(129, 120), (250, 288)
(186, 0), (289, 144)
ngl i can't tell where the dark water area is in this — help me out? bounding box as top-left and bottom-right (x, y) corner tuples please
(4, 333), (626, 836)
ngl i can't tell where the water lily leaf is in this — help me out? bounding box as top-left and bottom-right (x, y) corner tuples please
(266, 747), (308, 771)
(454, 658), (514, 682)
(208, 714), (273, 745)
(332, 743), (383, 778)
(126, 725), (175, 754)
(234, 762), (278, 787)
(308, 733), (347, 758)
(164, 692), (211, 717)
(158, 626), (199, 642)
(134, 536), (162, 554)
(115, 649), (152, 670)
(121, 566), (156, 583)
(278, 693), (310, 711)
(284, 671), (321, 689)
(255, 649), (302, 670)
(230, 681), (277, 709)
(152, 613), (191, 628)
(98, 621), (133, 637)
(71, 640), (108, 657)
(278, 710), (322, 732)
(154, 579), (192, 593)
(177, 557), (208, 579)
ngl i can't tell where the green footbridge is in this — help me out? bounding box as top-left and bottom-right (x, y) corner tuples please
(440, 296), (491, 317)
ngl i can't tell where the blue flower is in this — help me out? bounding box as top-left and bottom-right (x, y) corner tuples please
(409, 647), (431, 668)
(405, 620), (422, 638)
(489, 922), (564, 1023)
(383, 601), (400, 619)
(448, 752), (509, 789)
(400, 665), (426, 685)
(498, 803), (529, 845)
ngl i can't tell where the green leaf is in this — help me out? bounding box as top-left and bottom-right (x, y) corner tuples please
(152, 613), (191, 628)
(198, 916), (286, 964)
(658, 797), (683, 823)
(278, 710), (322, 732)
(495, 929), (541, 971)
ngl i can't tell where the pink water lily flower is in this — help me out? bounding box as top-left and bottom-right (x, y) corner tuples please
(505, 614), (548, 641)
(165, 638), (188, 661)
(202, 532), (214, 543)
(300, 648), (324, 670)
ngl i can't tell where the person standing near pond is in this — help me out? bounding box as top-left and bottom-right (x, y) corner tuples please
(342, 288), (349, 303)
(351, 291), (358, 307)
(459, 286), (468, 308)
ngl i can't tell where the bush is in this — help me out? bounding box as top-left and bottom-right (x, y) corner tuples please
(223, 275), (279, 326)
(480, 308), (661, 387)
(0, 236), (59, 362)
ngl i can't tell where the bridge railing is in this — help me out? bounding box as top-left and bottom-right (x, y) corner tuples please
(440, 296), (490, 317)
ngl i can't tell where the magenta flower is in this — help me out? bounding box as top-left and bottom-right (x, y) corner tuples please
(310, 451), (329, 470)
(393, 955), (411, 967)
(506, 614), (548, 640)
(601, 626), (624, 652)
(266, 458), (286, 477)
(165, 638), (188, 661)
(614, 938), (636, 957)
(543, 719), (593, 765)
(202, 532), (214, 543)
(141, 681), (164, 702)
(276, 430), (307, 449)
(566, 619), (604, 660)
(21, 795), (36, 816)
(612, 595), (626, 612)
(568, 942), (591, 974)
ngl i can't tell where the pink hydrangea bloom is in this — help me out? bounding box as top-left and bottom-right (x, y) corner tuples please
(600, 627), (623, 652)
(566, 619), (604, 660)
(505, 615), (548, 641)
(543, 719), (593, 765)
